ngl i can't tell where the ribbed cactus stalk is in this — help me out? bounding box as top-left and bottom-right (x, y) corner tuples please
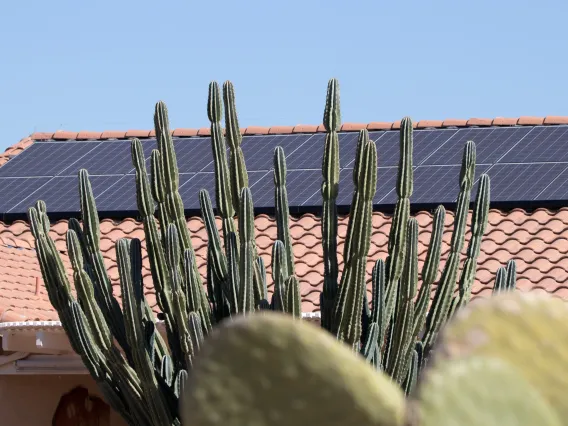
(386, 218), (419, 383)
(274, 146), (295, 279)
(383, 118), (413, 329)
(332, 129), (377, 349)
(422, 141), (482, 354)
(320, 78), (341, 332)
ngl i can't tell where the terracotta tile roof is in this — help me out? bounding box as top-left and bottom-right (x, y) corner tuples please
(5, 116), (567, 146)
(1, 208), (567, 322)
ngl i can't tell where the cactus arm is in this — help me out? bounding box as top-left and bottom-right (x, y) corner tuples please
(199, 189), (229, 290)
(493, 267), (507, 294)
(78, 170), (131, 356)
(456, 173), (491, 306)
(270, 241), (286, 311)
(117, 238), (174, 426)
(208, 81), (236, 241)
(384, 117), (414, 327)
(223, 81), (249, 213)
(388, 218), (419, 382)
(284, 275), (302, 318)
(274, 146), (295, 278)
(237, 188), (255, 313)
(413, 205), (445, 339)
(332, 132), (377, 349)
(506, 259), (517, 290)
(320, 78), (341, 332)
(422, 141), (476, 353)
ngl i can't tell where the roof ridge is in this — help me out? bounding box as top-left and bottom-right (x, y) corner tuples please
(21, 116), (568, 142)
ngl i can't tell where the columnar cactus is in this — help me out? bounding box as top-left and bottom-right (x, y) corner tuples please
(28, 78), (512, 424)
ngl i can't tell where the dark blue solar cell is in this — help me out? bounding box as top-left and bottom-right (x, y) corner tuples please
(485, 163), (567, 202)
(95, 173), (196, 213)
(374, 167), (400, 205)
(285, 133), (362, 170)
(534, 165), (568, 201)
(422, 127), (532, 166)
(173, 137), (215, 173)
(9, 175), (120, 214)
(58, 141), (135, 176)
(240, 134), (313, 172)
(499, 126), (568, 163)
(0, 142), (101, 178)
(0, 177), (51, 213)
(251, 169), (322, 208)
(342, 129), (458, 168)
(178, 171), (268, 210)
(408, 165), (491, 204)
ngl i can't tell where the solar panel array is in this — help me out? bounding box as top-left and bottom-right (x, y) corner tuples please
(2, 125), (568, 220)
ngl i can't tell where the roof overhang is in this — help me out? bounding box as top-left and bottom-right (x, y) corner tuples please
(0, 312), (322, 372)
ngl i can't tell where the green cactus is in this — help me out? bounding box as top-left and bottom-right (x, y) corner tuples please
(181, 312), (406, 426)
(28, 77), (512, 425)
(428, 292), (568, 419)
(414, 356), (561, 426)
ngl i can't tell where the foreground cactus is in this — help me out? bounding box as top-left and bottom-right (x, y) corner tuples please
(415, 356), (561, 426)
(182, 312), (406, 426)
(183, 307), (561, 426)
(423, 291), (568, 419)
(28, 78), (511, 424)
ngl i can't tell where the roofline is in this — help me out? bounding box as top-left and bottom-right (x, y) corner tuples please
(0, 312), (322, 330)
(2, 115), (567, 167)
(20, 116), (568, 142)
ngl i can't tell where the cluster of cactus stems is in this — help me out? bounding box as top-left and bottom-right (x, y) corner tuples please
(29, 78), (514, 425)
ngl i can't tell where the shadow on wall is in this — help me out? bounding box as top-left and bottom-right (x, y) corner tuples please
(52, 386), (110, 426)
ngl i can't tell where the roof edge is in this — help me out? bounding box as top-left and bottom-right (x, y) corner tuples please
(2, 116), (566, 165)
(24, 116), (568, 142)
(0, 312), (322, 331)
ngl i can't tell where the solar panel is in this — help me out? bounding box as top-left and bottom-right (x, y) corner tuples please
(9, 175), (121, 215)
(0, 142), (101, 178)
(341, 129), (458, 169)
(4, 123), (568, 219)
(374, 167), (402, 205)
(173, 138), (215, 174)
(422, 127), (532, 166)
(58, 141), (134, 176)
(485, 163), (567, 202)
(0, 177), (50, 213)
(285, 132), (362, 170)
(534, 165), (568, 201)
(250, 169), (322, 208)
(240, 134), (314, 172)
(406, 165), (491, 204)
(333, 167), (399, 206)
(499, 126), (568, 163)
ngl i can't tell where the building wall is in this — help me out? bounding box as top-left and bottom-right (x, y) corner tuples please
(0, 374), (127, 426)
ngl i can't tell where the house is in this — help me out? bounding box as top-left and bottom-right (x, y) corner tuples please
(1, 116), (568, 425)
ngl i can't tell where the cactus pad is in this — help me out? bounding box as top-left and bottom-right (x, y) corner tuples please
(182, 312), (405, 426)
(416, 356), (561, 426)
(430, 292), (568, 419)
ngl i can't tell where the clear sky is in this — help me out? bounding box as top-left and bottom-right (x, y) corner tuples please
(2, 0), (567, 151)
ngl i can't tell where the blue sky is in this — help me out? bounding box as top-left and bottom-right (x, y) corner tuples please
(2, 0), (566, 151)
